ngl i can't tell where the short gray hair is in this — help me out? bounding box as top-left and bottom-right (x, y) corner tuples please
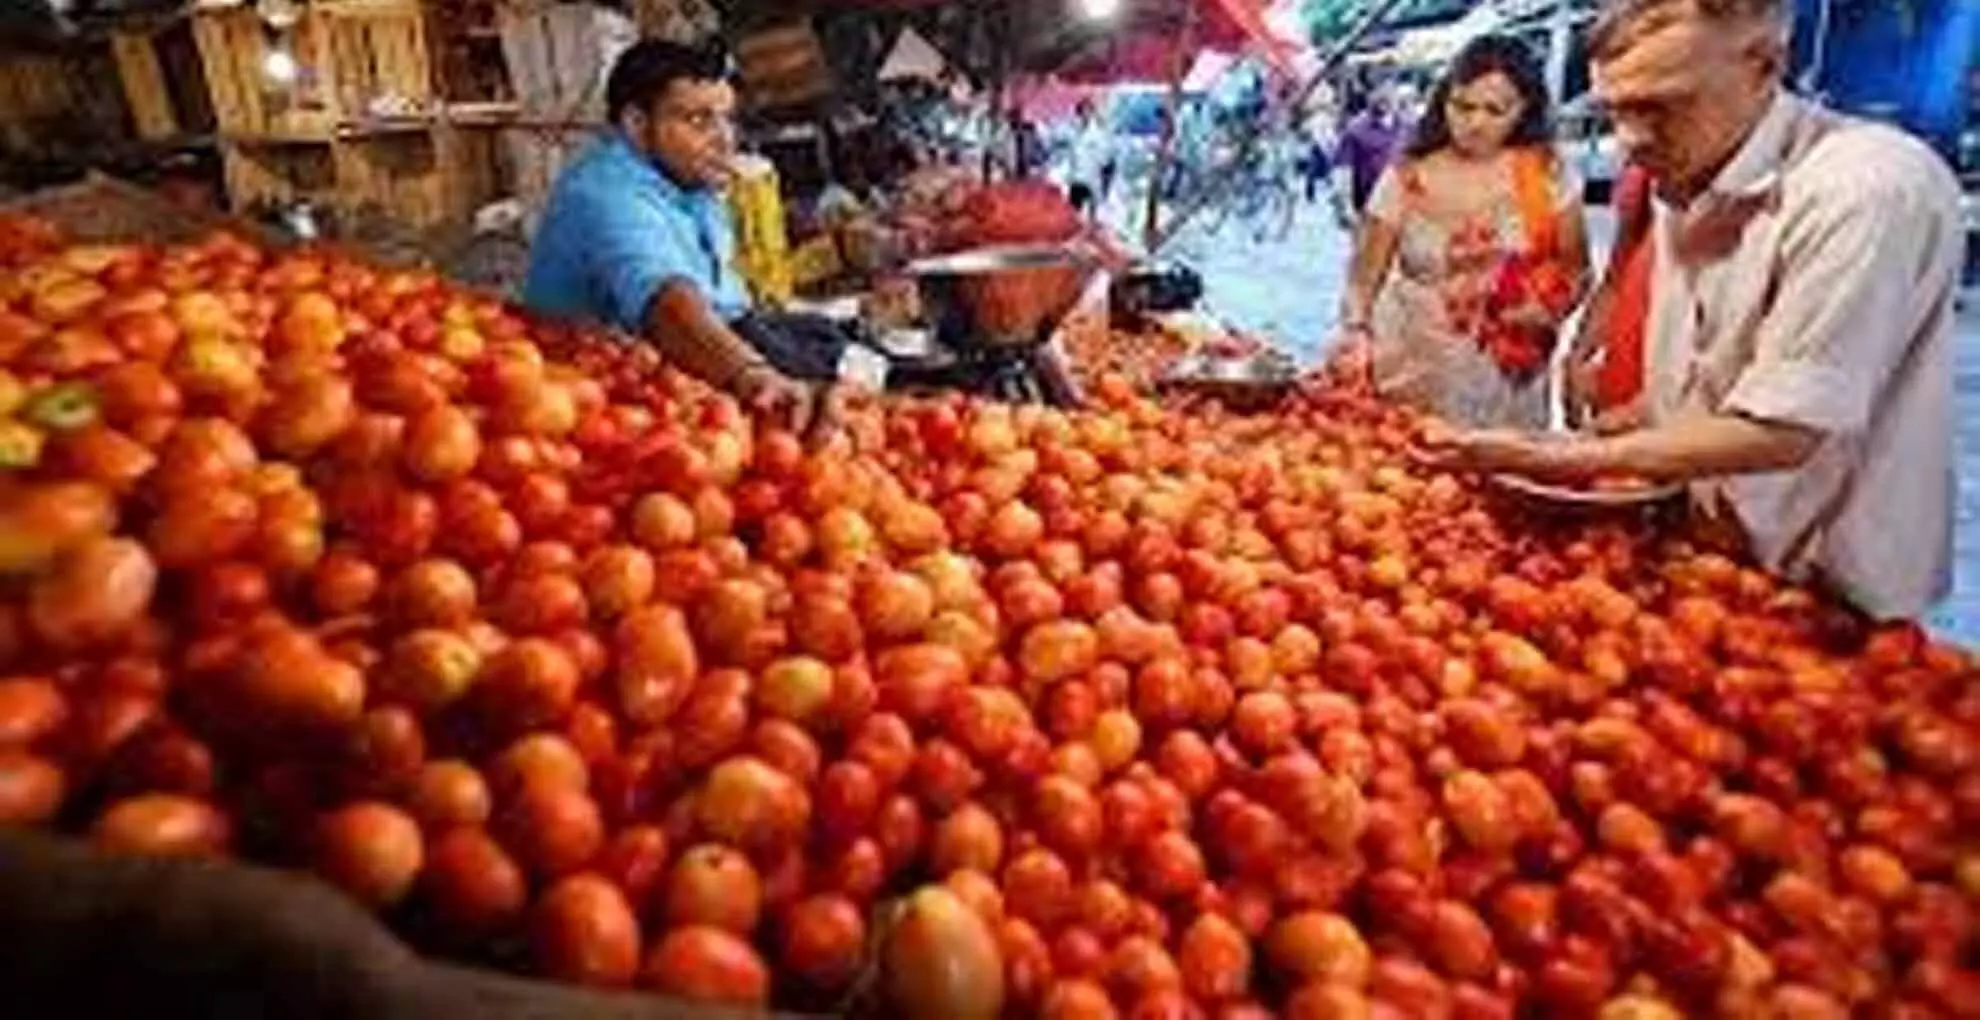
(1587, 0), (1789, 59)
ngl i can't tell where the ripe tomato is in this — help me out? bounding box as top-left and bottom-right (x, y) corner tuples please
(492, 571), (588, 635)
(387, 558), (478, 628)
(875, 643), (970, 725)
(0, 750), (64, 823)
(0, 677), (65, 750)
(579, 544), (655, 619)
(313, 801), (424, 908)
(407, 760), (492, 831)
(640, 925), (769, 1004)
(931, 801), (1006, 876)
(1003, 847), (1074, 928)
(530, 873), (641, 987)
(594, 824), (670, 908)
(697, 755), (808, 852)
(422, 826), (527, 935)
(780, 893), (867, 989)
(91, 793), (231, 857)
(664, 843), (764, 934)
(380, 628), (482, 714)
(403, 404), (481, 482)
(477, 638), (580, 733)
(497, 782), (603, 878)
(488, 733), (589, 798)
(1137, 831), (1208, 901)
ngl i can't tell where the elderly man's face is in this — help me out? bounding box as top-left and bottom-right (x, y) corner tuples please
(1591, 2), (1784, 193)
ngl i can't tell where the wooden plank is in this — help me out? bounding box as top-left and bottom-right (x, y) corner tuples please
(192, 11), (258, 134)
(111, 32), (182, 141)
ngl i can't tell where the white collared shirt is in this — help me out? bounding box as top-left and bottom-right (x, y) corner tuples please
(1643, 90), (1964, 618)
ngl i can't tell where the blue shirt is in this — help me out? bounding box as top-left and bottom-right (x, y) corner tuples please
(522, 132), (752, 331)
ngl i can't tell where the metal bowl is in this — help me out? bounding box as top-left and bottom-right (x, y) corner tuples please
(907, 243), (1097, 349)
(1157, 352), (1299, 411)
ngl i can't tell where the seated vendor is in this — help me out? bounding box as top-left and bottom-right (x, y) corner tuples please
(522, 40), (841, 430)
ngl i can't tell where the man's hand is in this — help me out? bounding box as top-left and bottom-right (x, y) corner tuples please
(1414, 427), (1598, 482)
(732, 365), (841, 448)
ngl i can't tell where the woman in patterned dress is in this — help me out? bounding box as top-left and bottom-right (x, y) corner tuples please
(1336, 34), (1591, 428)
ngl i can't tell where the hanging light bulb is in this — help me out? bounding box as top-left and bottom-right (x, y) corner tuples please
(1078, 0), (1123, 21)
(263, 46), (299, 84)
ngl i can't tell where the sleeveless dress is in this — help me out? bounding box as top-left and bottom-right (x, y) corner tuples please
(1366, 148), (1581, 428)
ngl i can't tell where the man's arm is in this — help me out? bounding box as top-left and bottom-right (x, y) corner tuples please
(643, 279), (771, 389)
(1433, 410), (1820, 481)
(1432, 148), (1953, 483)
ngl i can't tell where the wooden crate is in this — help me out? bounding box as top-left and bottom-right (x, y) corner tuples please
(223, 122), (502, 232)
(320, 0), (433, 117)
(111, 32), (180, 141)
(193, 0), (432, 138)
(0, 49), (130, 161)
(192, 7), (334, 138)
(219, 139), (339, 210)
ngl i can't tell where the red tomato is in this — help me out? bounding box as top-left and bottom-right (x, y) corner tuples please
(497, 782), (603, 878)
(310, 549), (380, 616)
(816, 759), (883, 844)
(0, 750), (64, 823)
(386, 558), (478, 628)
(779, 893), (867, 989)
(1138, 831), (1208, 901)
(752, 717), (823, 786)
(697, 755), (809, 853)
(1178, 912), (1253, 1002)
(313, 801), (425, 908)
(403, 404), (482, 482)
(0, 677), (66, 749)
(874, 792), (927, 872)
(664, 843), (764, 934)
(640, 926), (770, 1004)
(407, 760), (492, 831)
(91, 793), (231, 857)
(492, 570), (588, 635)
(530, 873), (642, 987)
(477, 638), (580, 733)
(1003, 847), (1075, 928)
(488, 733), (589, 798)
(594, 824), (670, 909)
(932, 801), (1007, 876)
(422, 826), (528, 935)
(341, 706), (427, 797)
(1041, 979), (1120, 1020)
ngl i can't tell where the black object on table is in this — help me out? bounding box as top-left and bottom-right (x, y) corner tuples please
(882, 274), (1079, 407)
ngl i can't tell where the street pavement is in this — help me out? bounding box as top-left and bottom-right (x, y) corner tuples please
(1105, 194), (1980, 643)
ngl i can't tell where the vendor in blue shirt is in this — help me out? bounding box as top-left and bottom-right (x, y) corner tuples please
(524, 40), (840, 431)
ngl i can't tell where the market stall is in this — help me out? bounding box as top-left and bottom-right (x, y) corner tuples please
(1, 157), (1977, 1018)
(1, 0), (1977, 1015)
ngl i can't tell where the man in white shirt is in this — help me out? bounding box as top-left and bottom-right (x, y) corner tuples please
(1426, 0), (1964, 619)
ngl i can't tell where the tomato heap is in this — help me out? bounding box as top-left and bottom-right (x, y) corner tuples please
(1, 218), (1977, 1018)
(1061, 325), (1194, 392)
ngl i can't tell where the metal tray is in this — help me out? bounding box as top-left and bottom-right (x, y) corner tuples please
(1487, 472), (1685, 508)
(904, 242), (1087, 277)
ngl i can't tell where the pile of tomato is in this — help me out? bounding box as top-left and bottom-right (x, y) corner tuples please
(1061, 324), (1194, 392)
(1, 217), (1976, 1018)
